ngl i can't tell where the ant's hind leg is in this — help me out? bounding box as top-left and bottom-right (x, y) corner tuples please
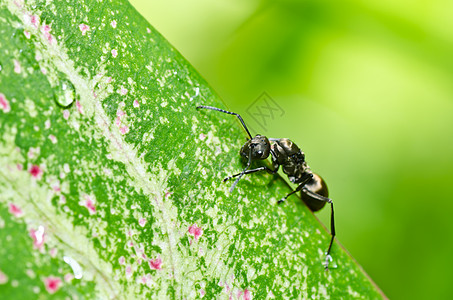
(301, 188), (336, 270)
(277, 173), (313, 204)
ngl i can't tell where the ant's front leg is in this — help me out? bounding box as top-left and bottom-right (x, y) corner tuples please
(277, 173), (313, 204)
(223, 165), (279, 182)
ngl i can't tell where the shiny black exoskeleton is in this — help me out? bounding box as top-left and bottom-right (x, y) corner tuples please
(197, 105), (336, 269)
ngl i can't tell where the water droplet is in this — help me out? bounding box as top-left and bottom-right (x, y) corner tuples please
(54, 79), (75, 107)
(189, 87), (200, 102)
(0, 64), (2, 72)
(324, 254), (338, 269)
(35, 226), (45, 244)
(63, 256), (83, 279)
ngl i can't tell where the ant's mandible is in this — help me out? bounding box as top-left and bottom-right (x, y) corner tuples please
(197, 105), (336, 269)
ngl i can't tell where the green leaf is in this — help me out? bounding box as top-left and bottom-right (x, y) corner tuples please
(0, 0), (385, 298)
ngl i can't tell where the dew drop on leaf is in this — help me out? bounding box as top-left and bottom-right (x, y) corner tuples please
(54, 79), (76, 107)
(63, 256), (83, 279)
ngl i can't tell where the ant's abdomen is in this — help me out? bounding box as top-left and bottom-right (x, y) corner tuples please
(301, 173), (329, 212)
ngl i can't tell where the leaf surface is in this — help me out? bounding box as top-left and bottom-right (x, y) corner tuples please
(0, 0), (384, 298)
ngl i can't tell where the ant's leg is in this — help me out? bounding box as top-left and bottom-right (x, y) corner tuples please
(324, 202), (335, 270)
(302, 188), (336, 270)
(229, 148), (253, 193)
(277, 173), (313, 204)
(223, 165), (279, 182)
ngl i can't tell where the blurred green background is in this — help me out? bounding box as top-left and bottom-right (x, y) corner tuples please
(130, 1), (453, 298)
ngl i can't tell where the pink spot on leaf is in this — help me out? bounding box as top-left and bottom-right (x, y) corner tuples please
(9, 203), (23, 217)
(14, 0), (23, 8)
(29, 165), (43, 179)
(30, 226), (45, 250)
(24, 30), (30, 39)
(83, 195), (96, 214)
(76, 101), (83, 114)
(115, 109), (128, 134)
(43, 276), (62, 294)
(111, 49), (118, 58)
(0, 94), (10, 113)
(30, 15), (39, 28)
(199, 133), (206, 141)
(16, 163), (23, 170)
(165, 189), (173, 198)
(49, 248), (58, 258)
(140, 275), (148, 284)
(63, 110), (70, 119)
(41, 24), (50, 33)
(79, 23), (90, 35)
(125, 265), (132, 279)
(41, 24), (53, 44)
(139, 218), (147, 227)
(133, 100), (140, 108)
(188, 224), (203, 241)
(111, 20), (117, 28)
(115, 116), (121, 126)
(64, 273), (73, 282)
(119, 256), (125, 265)
(243, 289), (252, 300)
(27, 147), (38, 159)
(14, 59), (21, 73)
(119, 126), (129, 135)
(0, 269), (8, 284)
(120, 87), (128, 95)
(149, 257), (162, 270)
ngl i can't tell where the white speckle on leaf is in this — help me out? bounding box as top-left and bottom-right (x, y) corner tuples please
(48, 135), (57, 143)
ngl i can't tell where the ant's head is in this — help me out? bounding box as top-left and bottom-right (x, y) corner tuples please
(240, 135), (270, 160)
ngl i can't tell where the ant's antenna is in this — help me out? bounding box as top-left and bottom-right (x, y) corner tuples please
(196, 106), (253, 139)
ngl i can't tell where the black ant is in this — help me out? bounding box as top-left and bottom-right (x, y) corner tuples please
(197, 105), (336, 269)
